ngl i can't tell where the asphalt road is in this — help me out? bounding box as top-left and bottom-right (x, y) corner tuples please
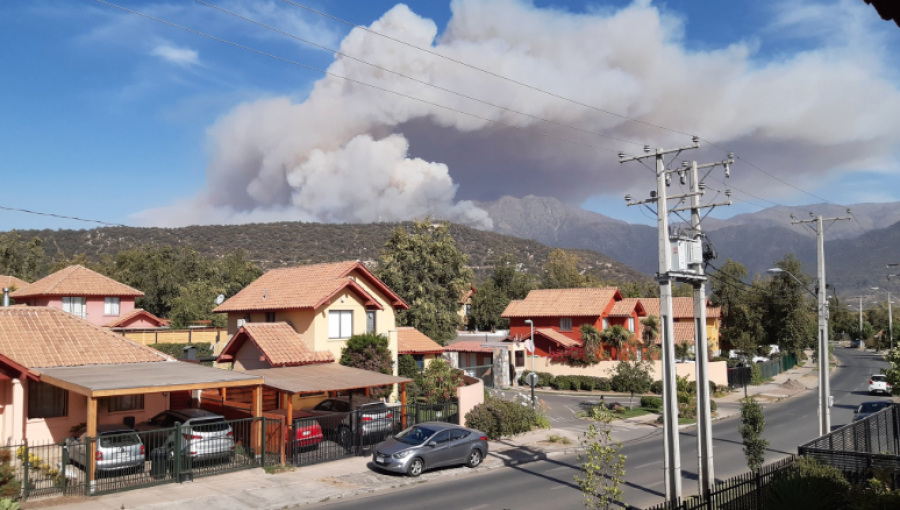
(310, 348), (887, 510)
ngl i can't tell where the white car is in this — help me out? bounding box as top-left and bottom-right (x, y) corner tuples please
(869, 374), (892, 395)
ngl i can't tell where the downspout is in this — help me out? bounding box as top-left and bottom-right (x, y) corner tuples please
(2, 288), (9, 307)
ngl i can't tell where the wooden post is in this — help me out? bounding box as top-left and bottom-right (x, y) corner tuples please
(400, 383), (407, 429)
(283, 391), (293, 466)
(364, 387), (371, 398)
(86, 396), (98, 485)
(221, 387), (227, 401)
(252, 385), (262, 458)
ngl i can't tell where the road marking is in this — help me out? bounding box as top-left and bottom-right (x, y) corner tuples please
(461, 505), (488, 510)
(630, 461), (662, 470)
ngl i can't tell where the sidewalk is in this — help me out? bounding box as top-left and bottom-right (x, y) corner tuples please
(28, 429), (581, 510)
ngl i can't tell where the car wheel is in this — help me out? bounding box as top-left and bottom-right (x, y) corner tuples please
(338, 427), (352, 449)
(407, 458), (424, 477)
(467, 449), (482, 468)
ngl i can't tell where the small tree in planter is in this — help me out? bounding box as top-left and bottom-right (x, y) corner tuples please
(609, 359), (653, 409)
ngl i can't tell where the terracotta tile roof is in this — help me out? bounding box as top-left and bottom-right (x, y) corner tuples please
(707, 306), (722, 319)
(10, 265), (143, 299)
(501, 288), (621, 318)
(0, 307), (171, 368)
(0, 275), (29, 292)
(534, 328), (581, 348)
(641, 297), (712, 319)
(444, 341), (494, 354)
(459, 284), (476, 305)
(103, 309), (168, 328)
(608, 298), (647, 317)
(652, 322), (695, 345)
(218, 323), (333, 367)
(397, 327), (444, 354)
(213, 261), (408, 313)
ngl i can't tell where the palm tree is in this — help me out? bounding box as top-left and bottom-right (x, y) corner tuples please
(600, 325), (635, 361)
(579, 323), (603, 362)
(675, 341), (691, 362)
(640, 315), (660, 360)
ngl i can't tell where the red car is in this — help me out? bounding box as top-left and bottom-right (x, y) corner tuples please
(289, 410), (324, 451)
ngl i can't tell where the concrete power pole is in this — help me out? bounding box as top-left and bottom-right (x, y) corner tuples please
(676, 157), (733, 498)
(791, 212), (851, 436)
(620, 139), (699, 501)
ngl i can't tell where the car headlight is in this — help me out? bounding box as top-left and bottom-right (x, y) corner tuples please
(393, 449), (414, 459)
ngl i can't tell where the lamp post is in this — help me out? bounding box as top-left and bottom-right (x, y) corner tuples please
(524, 319), (535, 410)
(767, 267), (830, 435)
(871, 287), (893, 352)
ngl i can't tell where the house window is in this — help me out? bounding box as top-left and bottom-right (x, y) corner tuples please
(412, 354), (425, 370)
(27, 380), (67, 419)
(107, 395), (144, 413)
(62, 297), (86, 319)
(328, 310), (353, 339)
(265, 312), (276, 323)
(628, 318), (635, 332)
(366, 311), (376, 334)
(560, 318), (572, 332)
(515, 350), (525, 367)
(464, 304), (472, 316)
(104, 297), (120, 316)
(602, 318), (609, 329)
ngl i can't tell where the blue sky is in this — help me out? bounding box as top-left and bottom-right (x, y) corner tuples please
(1, 0), (898, 231)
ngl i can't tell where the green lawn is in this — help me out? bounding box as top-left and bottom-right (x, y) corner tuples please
(576, 406), (659, 420)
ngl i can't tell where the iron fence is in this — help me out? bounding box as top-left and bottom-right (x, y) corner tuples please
(643, 456), (797, 510)
(726, 354), (798, 389)
(285, 399), (460, 467)
(726, 367), (750, 389)
(798, 402), (900, 485)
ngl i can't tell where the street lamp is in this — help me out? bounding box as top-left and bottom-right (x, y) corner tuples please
(767, 267), (830, 436)
(524, 319), (536, 409)
(871, 287), (893, 352)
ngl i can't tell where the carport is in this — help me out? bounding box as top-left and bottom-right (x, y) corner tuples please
(33, 361), (265, 482)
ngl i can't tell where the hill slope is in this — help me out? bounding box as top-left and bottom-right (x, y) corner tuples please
(14, 222), (649, 284)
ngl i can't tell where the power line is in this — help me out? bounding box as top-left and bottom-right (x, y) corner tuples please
(279, 1), (870, 232)
(0, 205), (126, 227)
(91, 0), (621, 155)
(194, 0), (644, 148)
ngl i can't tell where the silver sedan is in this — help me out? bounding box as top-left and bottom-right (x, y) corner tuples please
(372, 422), (488, 477)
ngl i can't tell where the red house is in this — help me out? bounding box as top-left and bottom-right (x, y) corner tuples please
(502, 288), (646, 359)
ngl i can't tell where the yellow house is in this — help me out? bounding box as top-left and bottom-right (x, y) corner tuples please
(214, 261), (410, 405)
(641, 298), (722, 352)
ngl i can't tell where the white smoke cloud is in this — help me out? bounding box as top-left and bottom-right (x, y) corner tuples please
(138, 0), (900, 227)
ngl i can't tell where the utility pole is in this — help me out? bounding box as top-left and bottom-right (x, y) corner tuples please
(677, 156), (732, 498)
(791, 212), (851, 436)
(620, 138), (699, 501)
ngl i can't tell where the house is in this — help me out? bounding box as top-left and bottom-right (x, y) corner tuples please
(640, 297), (722, 352)
(0, 306), (262, 445)
(103, 308), (169, 329)
(9, 265), (143, 327)
(212, 260), (409, 362)
(397, 327), (445, 370)
(458, 284), (476, 328)
(502, 287), (636, 359)
(0, 275), (29, 293)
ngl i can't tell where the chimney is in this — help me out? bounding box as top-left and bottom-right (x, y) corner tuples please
(2, 288), (8, 307)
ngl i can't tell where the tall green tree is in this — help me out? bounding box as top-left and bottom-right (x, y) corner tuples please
(542, 249), (589, 289)
(710, 259), (765, 355)
(764, 254), (816, 356)
(469, 254), (536, 331)
(0, 232), (45, 282)
(378, 220), (473, 345)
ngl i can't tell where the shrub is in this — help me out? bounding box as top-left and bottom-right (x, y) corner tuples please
(150, 342), (213, 360)
(640, 396), (662, 409)
(750, 363), (764, 385)
(650, 380), (663, 394)
(710, 400), (718, 413)
(551, 376), (572, 391)
(518, 371), (554, 388)
(398, 354), (420, 379)
(464, 396), (545, 439)
(593, 377), (612, 391)
(578, 376), (596, 391)
(417, 358), (465, 405)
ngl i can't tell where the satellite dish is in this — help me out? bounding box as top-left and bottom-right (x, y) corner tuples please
(215, 294), (225, 305)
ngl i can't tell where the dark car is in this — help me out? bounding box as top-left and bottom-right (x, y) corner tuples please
(372, 423), (488, 477)
(854, 401), (893, 421)
(301, 397), (393, 447)
(135, 409), (234, 463)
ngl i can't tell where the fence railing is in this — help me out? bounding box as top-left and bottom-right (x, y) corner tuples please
(643, 456), (798, 510)
(726, 354), (798, 388)
(798, 402), (900, 485)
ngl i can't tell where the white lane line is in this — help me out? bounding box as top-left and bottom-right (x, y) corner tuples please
(461, 505), (488, 510)
(630, 461), (662, 470)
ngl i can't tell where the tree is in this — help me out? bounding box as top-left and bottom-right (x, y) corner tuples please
(542, 249), (589, 289)
(640, 315), (659, 346)
(575, 406), (626, 510)
(882, 347), (900, 396)
(710, 259), (765, 355)
(609, 360), (653, 409)
(580, 324), (603, 362)
(378, 220), (473, 345)
(398, 354), (420, 379)
(469, 254), (536, 332)
(739, 397), (768, 471)
(168, 280), (227, 329)
(339, 333), (393, 375)
(675, 342), (691, 362)
(0, 232), (45, 282)
(600, 325), (634, 361)
(417, 358), (465, 405)
(764, 254), (816, 357)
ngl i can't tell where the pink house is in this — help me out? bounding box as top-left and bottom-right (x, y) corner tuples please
(9, 265), (143, 327)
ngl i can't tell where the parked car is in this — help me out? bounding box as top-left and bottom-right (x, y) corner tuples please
(135, 409), (235, 464)
(850, 340), (861, 348)
(301, 396), (393, 447)
(288, 410), (324, 453)
(66, 424), (145, 476)
(868, 374), (892, 395)
(372, 423), (488, 477)
(854, 401), (893, 421)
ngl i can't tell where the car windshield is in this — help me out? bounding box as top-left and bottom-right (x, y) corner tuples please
(859, 402), (891, 413)
(395, 426), (437, 446)
(189, 418), (230, 433)
(872, 375), (886, 381)
(99, 432), (141, 448)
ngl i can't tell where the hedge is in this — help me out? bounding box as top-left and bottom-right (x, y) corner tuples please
(149, 342), (213, 360)
(464, 397), (544, 439)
